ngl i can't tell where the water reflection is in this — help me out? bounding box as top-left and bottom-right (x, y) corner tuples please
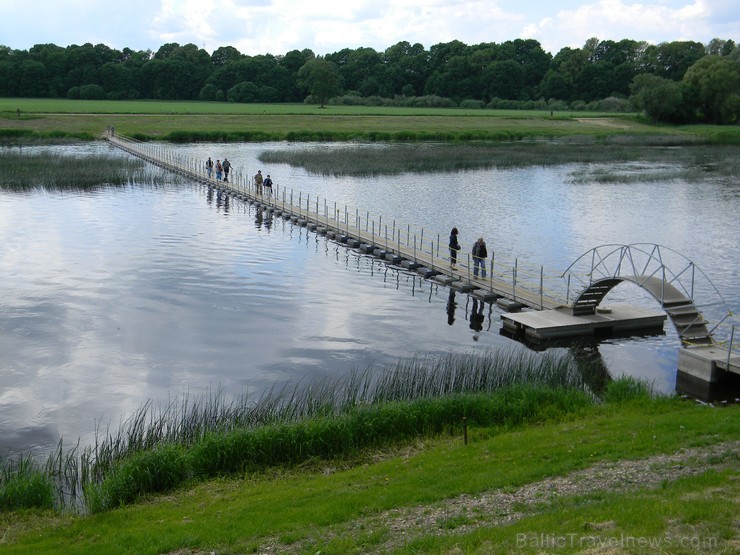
(447, 290), (457, 325)
(468, 298), (485, 340)
(568, 343), (613, 394)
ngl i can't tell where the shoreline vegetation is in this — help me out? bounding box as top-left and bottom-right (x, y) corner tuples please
(0, 359), (737, 552)
(2, 350), (596, 515)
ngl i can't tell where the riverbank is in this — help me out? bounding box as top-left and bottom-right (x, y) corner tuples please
(2, 99), (738, 144)
(1, 385), (737, 554)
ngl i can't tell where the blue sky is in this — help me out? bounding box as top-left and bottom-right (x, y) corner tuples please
(0, 0), (737, 56)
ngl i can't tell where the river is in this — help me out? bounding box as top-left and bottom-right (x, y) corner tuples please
(0, 141), (737, 458)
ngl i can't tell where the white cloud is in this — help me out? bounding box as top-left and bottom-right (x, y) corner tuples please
(1, 1), (737, 56)
(521, 0), (733, 53)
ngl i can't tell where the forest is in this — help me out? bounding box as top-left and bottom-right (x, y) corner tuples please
(0, 37), (738, 123)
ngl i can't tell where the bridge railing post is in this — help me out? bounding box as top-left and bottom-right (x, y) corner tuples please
(540, 266), (544, 310)
(513, 258), (518, 301)
(728, 325), (735, 370)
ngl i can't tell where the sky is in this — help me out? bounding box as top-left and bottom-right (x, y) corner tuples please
(0, 0), (738, 57)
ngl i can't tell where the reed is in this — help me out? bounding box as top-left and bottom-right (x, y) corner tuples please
(0, 349), (648, 514)
(0, 151), (169, 190)
(0, 453), (55, 511)
(258, 142), (740, 177)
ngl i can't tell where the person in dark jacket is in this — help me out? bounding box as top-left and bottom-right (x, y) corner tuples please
(472, 237), (488, 278)
(449, 227), (460, 268)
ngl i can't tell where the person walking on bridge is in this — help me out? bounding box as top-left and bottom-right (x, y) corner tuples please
(216, 160), (223, 181)
(205, 157), (213, 178)
(254, 169), (263, 195)
(222, 158), (231, 182)
(263, 174), (273, 196)
(449, 227), (460, 269)
(472, 237), (488, 278)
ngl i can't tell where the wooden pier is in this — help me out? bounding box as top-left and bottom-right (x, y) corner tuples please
(501, 304), (667, 343)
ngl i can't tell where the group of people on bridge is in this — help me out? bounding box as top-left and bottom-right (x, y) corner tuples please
(205, 157), (232, 182)
(449, 227), (488, 279)
(204, 158), (274, 196)
(252, 169), (273, 195)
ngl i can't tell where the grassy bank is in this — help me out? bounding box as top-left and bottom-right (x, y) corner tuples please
(2, 98), (738, 144)
(0, 350), (595, 515)
(0, 386), (736, 554)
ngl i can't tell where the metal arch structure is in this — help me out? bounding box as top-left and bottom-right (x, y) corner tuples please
(561, 244), (734, 346)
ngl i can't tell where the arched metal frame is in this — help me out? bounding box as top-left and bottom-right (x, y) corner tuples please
(561, 244), (734, 347)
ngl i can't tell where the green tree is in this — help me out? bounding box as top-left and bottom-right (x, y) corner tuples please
(211, 46), (242, 66)
(630, 73), (687, 123)
(483, 59), (524, 100)
(643, 41), (705, 80)
(683, 55), (740, 123)
(227, 81), (259, 103)
(296, 58), (340, 107)
(79, 83), (106, 99)
(198, 83), (220, 101)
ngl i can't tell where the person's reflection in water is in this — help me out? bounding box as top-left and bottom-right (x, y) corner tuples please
(469, 298), (485, 340)
(255, 207), (264, 230)
(264, 208), (273, 231)
(206, 186), (214, 205)
(446, 290), (457, 325)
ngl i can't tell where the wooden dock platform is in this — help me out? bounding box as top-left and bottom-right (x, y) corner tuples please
(501, 304), (667, 342)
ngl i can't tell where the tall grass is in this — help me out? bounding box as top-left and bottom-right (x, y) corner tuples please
(1, 349), (652, 514)
(0, 151), (171, 190)
(258, 142), (740, 177)
(0, 453), (55, 511)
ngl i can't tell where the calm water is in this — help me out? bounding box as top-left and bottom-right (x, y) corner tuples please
(1, 142), (738, 457)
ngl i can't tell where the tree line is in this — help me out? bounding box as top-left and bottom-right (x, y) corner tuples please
(0, 37), (738, 123)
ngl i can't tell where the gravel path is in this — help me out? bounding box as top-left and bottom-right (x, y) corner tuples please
(255, 441), (738, 554)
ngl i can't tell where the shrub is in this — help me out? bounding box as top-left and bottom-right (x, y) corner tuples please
(79, 84), (106, 100)
(459, 99), (485, 109)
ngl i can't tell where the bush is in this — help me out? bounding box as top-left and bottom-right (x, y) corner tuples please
(79, 84), (106, 100)
(547, 99), (568, 111)
(459, 99), (485, 109)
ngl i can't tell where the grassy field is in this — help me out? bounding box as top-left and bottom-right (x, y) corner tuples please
(2, 98), (733, 143)
(0, 391), (736, 554)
